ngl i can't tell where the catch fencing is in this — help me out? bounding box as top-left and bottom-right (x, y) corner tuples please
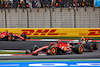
(0, 7), (100, 28)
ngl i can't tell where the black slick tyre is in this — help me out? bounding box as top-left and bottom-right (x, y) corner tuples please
(31, 45), (39, 56)
(74, 44), (83, 54)
(31, 46), (39, 52)
(90, 43), (94, 52)
(84, 43), (94, 52)
(93, 43), (98, 50)
(21, 34), (26, 39)
(50, 46), (58, 55)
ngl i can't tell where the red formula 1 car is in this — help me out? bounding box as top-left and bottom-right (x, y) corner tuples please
(0, 31), (26, 41)
(31, 38), (98, 55)
(31, 41), (84, 55)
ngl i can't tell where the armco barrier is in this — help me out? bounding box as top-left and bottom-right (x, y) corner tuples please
(0, 28), (100, 37)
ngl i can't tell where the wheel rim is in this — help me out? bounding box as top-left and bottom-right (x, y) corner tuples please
(51, 48), (56, 53)
(91, 44), (94, 51)
(80, 46), (83, 53)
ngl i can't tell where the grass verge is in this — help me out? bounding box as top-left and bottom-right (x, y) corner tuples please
(0, 51), (26, 54)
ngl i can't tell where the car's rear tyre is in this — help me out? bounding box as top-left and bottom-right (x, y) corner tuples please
(84, 43), (94, 52)
(93, 43), (98, 50)
(31, 46), (39, 52)
(50, 46), (58, 55)
(31, 45), (39, 56)
(90, 44), (94, 52)
(74, 44), (83, 54)
(21, 34), (26, 39)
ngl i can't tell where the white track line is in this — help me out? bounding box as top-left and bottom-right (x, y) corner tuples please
(0, 54), (13, 56)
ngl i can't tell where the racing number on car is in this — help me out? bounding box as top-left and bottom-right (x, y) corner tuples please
(88, 29), (100, 35)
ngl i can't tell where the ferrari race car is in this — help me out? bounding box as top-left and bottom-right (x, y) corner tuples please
(0, 31), (26, 41)
(31, 41), (83, 55)
(31, 38), (98, 55)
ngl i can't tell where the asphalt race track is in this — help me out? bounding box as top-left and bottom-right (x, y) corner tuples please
(0, 41), (100, 60)
(0, 41), (55, 50)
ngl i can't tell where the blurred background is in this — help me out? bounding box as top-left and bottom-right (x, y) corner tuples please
(0, 0), (100, 28)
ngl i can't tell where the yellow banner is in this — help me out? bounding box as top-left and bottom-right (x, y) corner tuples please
(0, 28), (100, 37)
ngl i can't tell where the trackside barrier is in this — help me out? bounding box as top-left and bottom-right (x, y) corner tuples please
(0, 28), (100, 37)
